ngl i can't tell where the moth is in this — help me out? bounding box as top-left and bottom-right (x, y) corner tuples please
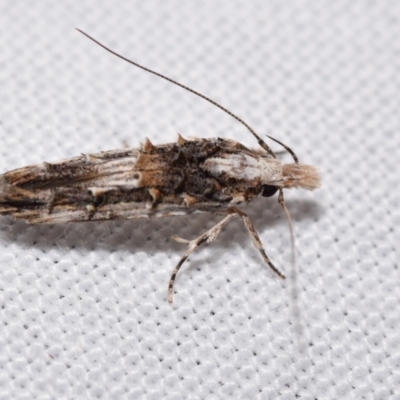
(0, 30), (320, 302)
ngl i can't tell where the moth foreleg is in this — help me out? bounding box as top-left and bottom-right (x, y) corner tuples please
(168, 212), (236, 303)
(232, 207), (286, 280)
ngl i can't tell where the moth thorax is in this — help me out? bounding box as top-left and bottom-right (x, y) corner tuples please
(282, 164), (321, 190)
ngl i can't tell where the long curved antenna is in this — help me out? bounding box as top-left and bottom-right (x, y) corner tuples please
(76, 28), (276, 158)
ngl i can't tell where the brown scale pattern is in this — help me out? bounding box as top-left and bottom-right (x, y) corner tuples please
(0, 137), (267, 223)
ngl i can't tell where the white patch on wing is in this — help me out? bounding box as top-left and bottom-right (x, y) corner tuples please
(203, 153), (284, 185)
(203, 154), (262, 180)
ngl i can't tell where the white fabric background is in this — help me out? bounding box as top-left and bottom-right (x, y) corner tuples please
(0, 1), (399, 399)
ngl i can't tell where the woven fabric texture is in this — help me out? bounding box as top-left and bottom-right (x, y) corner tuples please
(0, 1), (399, 399)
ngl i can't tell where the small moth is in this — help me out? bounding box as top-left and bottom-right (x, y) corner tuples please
(0, 30), (320, 302)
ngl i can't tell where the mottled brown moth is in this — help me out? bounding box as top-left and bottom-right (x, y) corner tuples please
(0, 30), (320, 302)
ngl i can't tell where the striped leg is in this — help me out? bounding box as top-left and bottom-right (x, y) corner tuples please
(168, 207), (285, 303)
(168, 212), (236, 303)
(232, 207), (286, 280)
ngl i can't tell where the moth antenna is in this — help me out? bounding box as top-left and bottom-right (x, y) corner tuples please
(266, 135), (299, 164)
(278, 189), (296, 269)
(75, 28), (276, 158)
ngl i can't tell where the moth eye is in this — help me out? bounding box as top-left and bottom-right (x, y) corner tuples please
(261, 185), (278, 197)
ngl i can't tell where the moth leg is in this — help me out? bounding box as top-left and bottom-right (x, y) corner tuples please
(168, 212), (236, 303)
(232, 207), (286, 280)
(168, 207), (285, 303)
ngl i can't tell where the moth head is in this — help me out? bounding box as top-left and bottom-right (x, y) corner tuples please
(281, 163), (321, 190)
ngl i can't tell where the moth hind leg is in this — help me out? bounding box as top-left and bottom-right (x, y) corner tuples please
(168, 212), (236, 303)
